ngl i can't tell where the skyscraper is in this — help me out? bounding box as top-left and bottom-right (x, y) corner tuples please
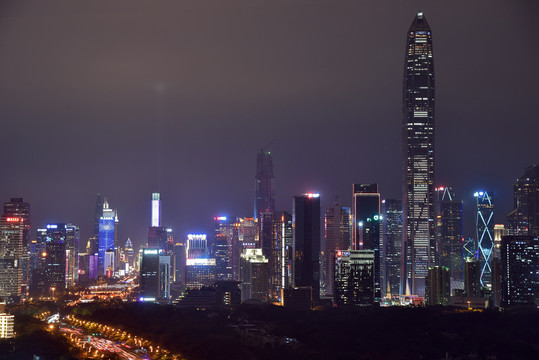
(0, 217), (24, 302)
(323, 197), (351, 297)
(501, 235), (538, 307)
(474, 191), (494, 286)
(352, 184), (381, 302)
(382, 199), (402, 298)
(334, 250), (375, 307)
(435, 187), (463, 284)
(507, 165), (539, 237)
(139, 248), (171, 303)
(98, 199), (116, 276)
(292, 193), (321, 301)
(254, 149), (275, 219)
(402, 11), (435, 296)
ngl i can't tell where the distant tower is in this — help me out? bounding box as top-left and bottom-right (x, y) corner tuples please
(507, 165), (539, 237)
(292, 193), (321, 301)
(98, 199), (116, 276)
(435, 187), (464, 284)
(382, 199), (402, 298)
(254, 149), (275, 218)
(474, 191), (494, 287)
(352, 184), (381, 302)
(323, 197), (351, 297)
(148, 193), (168, 252)
(402, 11), (436, 297)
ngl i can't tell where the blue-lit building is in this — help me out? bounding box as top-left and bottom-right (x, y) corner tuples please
(474, 191), (494, 286)
(98, 200), (117, 276)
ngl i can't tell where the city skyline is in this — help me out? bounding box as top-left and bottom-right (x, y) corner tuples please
(0, 1), (538, 249)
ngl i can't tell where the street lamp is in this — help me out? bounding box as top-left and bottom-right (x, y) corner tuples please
(51, 287), (56, 299)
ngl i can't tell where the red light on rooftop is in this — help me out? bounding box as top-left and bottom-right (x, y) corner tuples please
(337, 251), (342, 257)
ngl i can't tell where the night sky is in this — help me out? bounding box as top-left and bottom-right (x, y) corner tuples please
(1, 0), (538, 250)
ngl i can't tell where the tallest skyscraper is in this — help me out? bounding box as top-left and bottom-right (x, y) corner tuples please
(402, 11), (435, 296)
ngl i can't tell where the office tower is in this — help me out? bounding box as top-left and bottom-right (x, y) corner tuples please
(232, 217), (258, 281)
(44, 224), (67, 294)
(147, 193), (168, 252)
(240, 248), (269, 302)
(2, 198), (30, 299)
(172, 241), (186, 286)
(507, 165), (539, 237)
(93, 194), (103, 238)
(501, 235), (538, 307)
(334, 250), (375, 306)
(464, 258), (481, 297)
(402, 11), (436, 297)
(213, 217), (234, 281)
(98, 200), (116, 276)
(259, 210), (280, 299)
(323, 198), (352, 297)
(425, 266), (450, 306)
(382, 199), (403, 297)
(185, 258), (216, 290)
(490, 257), (502, 308)
(275, 211), (293, 291)
(139, 248), (171, 302)
(474, 191), (494, 286)
(124, 238), (135, 271)
(254, 149), (275, 219)
(292, 193), (321, 301)
(151, 192), (161, 227)
(0, 217), (24, 302)
(3, 198), (30, 247)
(493, 225), (506, 259)
(64, 224), (79, 287)
(435, 187), (463, 284)
(186, 234), (208, 259)
(352, 184), (381, 301)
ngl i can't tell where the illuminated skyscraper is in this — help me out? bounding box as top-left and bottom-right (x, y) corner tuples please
(507, 165), (539, 237)
(240, 248), (269, 302)
(501, 235), (538, 307)
(402, 11), (435, 296)
(323, 197), (351, 297)
(334, 250), (375, 307)
(139, 248), (171, 302)
(0, 217), (25, 301)
(213, 217), (234, 281)
(382, 199), (402, 298)
(474, 191), (494, 286)
(292, 193), (321, 301)
(275, 211), (293, 290)
(434, 187), (463, 284)
(254, 149), (275, 218)
(352, 184), (381, 302)
(98, 199), (116, 275)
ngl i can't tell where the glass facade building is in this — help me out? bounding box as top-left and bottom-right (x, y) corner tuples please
(402, 11), (435, 297)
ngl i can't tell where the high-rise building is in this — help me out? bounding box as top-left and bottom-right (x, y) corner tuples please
(64, 224), (79, 287)
(98, 200), (116, 276)
(254, 149), (275, 218)
(292, 193), (321, 301)
(186, 234), (208, 259)
(139, 248), (171, 302)
(147, 193), (168, 252)
(323, 197), (351, 297)
(232, 217), (258, 281)
(185, 258), (216, 290)
(0, 302), (15, 339)
(43, 224), (68, 295)
(434, 187), (463, 284)
(474, 191), (494, 287)
(213, 217), (234, 281)
(382, 199), (402, 298)
(493, 224), (506, 259)
(507, 165), (539, 237)
(425, 266), (450, 306)
(352, 184), (381, 301)
(334, 250), (375, 306)
(2, 198), (30, 300)
(0, 217), (25, 302)
(464, 258), (481, 298)
(275, 211), (293, 291)
(402, 11), (436, 297)
(259, 210), (280, 299)
(240, 248), (269, 302)
(501, 235), (538, 307)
